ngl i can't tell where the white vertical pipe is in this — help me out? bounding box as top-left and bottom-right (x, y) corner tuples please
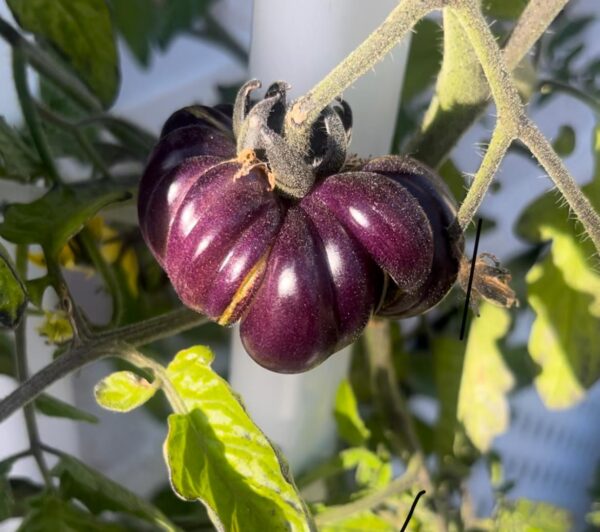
(230, 0), (411, 473)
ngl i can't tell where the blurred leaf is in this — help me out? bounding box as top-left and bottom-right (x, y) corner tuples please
(164, 345), (311, 531)
(7, 0), (119, 107)
(297, 447), (391, 494)
(334, 379), (371, 446)
(552, 125), (576, 157)
(494, 498), (571, 531)
(0, 242), (27, 329)
(0, 476), (12, 521)
(438, 158), (466, 202)
(484, 0), (528, 20)
(318, 511), (394, 532)
(52, 454), (176, 530)
(588, 503), (600, 527)
(36, 310), (73, 344)
(0, 183), (131, 258)
(458, 304), (513, 452)
(527, 255), (600, 408)
(110, 0), (156, 67)
(548, 16), (595, 58)
(517, 125), (600, 408)
(155, 0), (214, 49)
(402, 19), (442, 102)
(17, 493), (128, 531)
(433, 336), (465, 458)
(25, 276), (51, 309)
(34, 393), (98, 424)
(151, 484), (211, 527)
(0, 117), (41, 182)
(94, 371), (158, 412)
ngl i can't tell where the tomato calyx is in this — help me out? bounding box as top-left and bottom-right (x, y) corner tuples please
(232, 79), (353, 199)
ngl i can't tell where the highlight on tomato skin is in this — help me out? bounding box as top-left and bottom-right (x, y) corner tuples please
(137, 102), (464, 373)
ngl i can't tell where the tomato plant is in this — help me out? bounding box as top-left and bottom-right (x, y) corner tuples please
(0, 0), (599, 530)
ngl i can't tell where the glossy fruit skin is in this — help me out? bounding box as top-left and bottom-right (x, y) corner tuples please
(138, 105), (460, 373)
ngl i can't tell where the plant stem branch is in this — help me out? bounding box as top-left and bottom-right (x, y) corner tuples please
(12, 48), (61, 186)
(538, 78), (600, 115)
(314, 456), (421, 526)
(285, 0), (442, 152)
(14, 245), (52, 488)
(0, 308), (208, 423)
(0, 16), (101, 112)
(121, 347), (187, 415)
(457, 126), (513, 230)
(503, 0), (569, 70)
(520, 120), (600, 252)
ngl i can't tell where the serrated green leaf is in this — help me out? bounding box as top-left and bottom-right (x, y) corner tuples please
(17, 493), (128, 532)
(334, 379), (371, 446)
(458, 304), (513, 452)
(164, 345), (311, 531)
(0, 242), (27, 329)
(94, 371), (158, 412)
(0, 117), (41, 182)
(35, 393), (98, 424)
(494, 498), (571, 531)
(0, 183), (131, 258)
(527, 255), (600, 408)
(52, 455), (176, 531)
(7, 0), (119, 107)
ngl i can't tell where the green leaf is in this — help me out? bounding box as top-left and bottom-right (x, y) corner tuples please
(109, 0), (156, 67)
(35, 393), (98, 424)
(0, 476), (12, 522)
(17, 493), (128, 531)
(94, 371), (158, 412)
(164, 345), (311, 531)
(7, 0), (119, 107)
(494, 499), (571, 531)
(319, 511), (394, 532)
(517, 125), (600, 408)
(402, 19), (442, 102)
(0, 333), (15, 376)
(52, 455), (176, 531)
(552, 125), (576, 157)
(484, 0), (528, 20)
(458, 304), (513, 452)
(334, 379), (371, 446)
(155, 0), (213, 48)
(0, 242), (27, 329)
(0, 183), (131, 258)
(0, 117), (41, 182)
(527, 255), (600, 408)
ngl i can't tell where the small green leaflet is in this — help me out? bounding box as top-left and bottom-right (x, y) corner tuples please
(94, 371), (158, 412)
(494, 498), (571, 531)
(35, 393), (98, 424)
(0, 242), (27, 329)
(458, 304), (513, 452)
(334, 379), (371, 446)
(164, 345), (312, 531)
(52, 455), (177, 531)
(7, 0), (119, 107)
(0, 183), (131, 258)
(318, 511), (394, 532)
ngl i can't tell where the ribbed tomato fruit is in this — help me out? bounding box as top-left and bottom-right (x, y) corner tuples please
(138, 83), (463, 373)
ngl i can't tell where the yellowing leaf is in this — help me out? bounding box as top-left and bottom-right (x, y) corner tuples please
(164, 346), (312, 531)
(334, 379), (370, 446)
(119, 248), (139, 297)
(457, 304), (513, 452)
(37, 310), (73, 344)
(94, 371), (158, 412)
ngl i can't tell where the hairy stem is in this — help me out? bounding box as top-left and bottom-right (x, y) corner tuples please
(0, 17), (100, 112)
(521, 121), (600, 252)
(503, 0), (569, 70)
(121, 347), (187, 415)
(285, 0), (442, 153)
(0, 308), (208, 423)
(14, 246), (52, 487)
(12, 49), (61, 186)
(457, 127), (513, 230)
